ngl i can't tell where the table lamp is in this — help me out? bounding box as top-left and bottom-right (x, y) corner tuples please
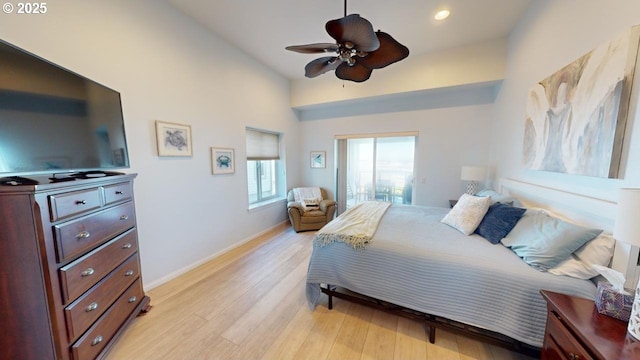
(615, 188), (640, 341)
(460, 166), (485, 195)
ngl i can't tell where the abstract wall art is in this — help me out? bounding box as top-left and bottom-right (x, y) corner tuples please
(523, 25), (640, 178)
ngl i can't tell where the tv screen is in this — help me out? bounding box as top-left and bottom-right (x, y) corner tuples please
(0, 39), (129, 177)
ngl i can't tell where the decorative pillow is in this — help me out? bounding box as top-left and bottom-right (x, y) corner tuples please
(548, 233), (615, 279)
(501, 210), (603, 271)
(474, 203), (526, 244)
(475, 189), (518, 206)
(441, 193), (491, 235)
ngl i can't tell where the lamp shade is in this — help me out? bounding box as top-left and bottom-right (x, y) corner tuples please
(460, 166), (485, 181)
(614, 188), (640, 248)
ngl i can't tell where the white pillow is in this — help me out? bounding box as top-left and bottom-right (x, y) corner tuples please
(441, 193), (491, 235)
(548, 233), (615, 279)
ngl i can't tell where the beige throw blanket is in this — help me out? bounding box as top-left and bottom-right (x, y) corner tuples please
(293, 187), (323, 211)
(314, 201), (391, 249)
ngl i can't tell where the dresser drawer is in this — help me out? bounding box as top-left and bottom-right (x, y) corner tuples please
(54, 202), (136, 263)
(59, 229), (138, 304)
(71, 279), (144, 360)
(49, 188), (102, 222)
(103, 182), (133, 206)
(64, 254), (140, 341)
(546, 310), (593, 360)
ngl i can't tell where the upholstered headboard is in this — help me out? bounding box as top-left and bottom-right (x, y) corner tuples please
(500, 178), (640, 289)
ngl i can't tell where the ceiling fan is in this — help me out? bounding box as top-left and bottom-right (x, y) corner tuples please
(285, 0), (409, 82)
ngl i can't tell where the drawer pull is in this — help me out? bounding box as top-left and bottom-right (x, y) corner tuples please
(122, 243), (132, 249)
(569, 354), (580, 360)
(91, 335), (103, 346)
(75, 200), (87, 205)
(120, 215), (129, 221)
(76, 231), (91, 239)
(81, 268), (95, 277)
(128, 296), (137, 303)
(85, 302), (98, 312)
(115, 190), (124, 195)
(125, 270), (135, 276)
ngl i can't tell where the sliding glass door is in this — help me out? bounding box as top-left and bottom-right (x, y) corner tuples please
(336, 134), (416, 214)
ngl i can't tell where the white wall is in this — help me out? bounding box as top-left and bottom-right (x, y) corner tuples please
(491, 0), (640, 199)
(0, 0), (300, 287)
(297, 97), (495, 207)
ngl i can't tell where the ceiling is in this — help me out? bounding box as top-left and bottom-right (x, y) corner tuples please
(167, 0), (532, 81)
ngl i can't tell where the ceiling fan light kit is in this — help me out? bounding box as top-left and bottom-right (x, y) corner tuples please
(286, 3), (409, 82)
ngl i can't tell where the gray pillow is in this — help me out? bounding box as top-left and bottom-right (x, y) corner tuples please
(501, 210), (603, 271)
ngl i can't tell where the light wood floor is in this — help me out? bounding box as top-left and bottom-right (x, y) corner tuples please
(106, 224), (537, 360)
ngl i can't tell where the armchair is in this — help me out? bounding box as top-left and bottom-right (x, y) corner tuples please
(287, 188), (336, 232)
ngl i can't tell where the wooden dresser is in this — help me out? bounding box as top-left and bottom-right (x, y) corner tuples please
(541, 290), (640, 360)
(0, 173), (150, 360)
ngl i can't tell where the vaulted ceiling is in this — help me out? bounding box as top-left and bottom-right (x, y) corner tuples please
(167, 0), (533, 81)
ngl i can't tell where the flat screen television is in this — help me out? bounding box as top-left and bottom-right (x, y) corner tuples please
(0, 39), (130, 180)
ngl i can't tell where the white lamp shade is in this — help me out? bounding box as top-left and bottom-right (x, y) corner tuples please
(460, 166), (485, 181)
(615, 188), (640, 248)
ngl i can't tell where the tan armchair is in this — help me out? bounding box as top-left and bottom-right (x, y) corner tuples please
(287, 188), (336, 232)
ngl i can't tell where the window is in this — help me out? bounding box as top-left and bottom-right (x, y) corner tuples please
(246, 128), (282, 205)
(336, 133), (416, 214)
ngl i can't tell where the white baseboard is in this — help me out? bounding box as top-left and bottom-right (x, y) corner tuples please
(143, 220), (290, 291)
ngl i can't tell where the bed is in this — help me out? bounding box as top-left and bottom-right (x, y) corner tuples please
(306, 178), (630, 354)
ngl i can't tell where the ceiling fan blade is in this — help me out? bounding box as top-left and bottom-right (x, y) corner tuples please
(335, 62), (373, 82)
(285, 43), (339, 54)
(358, 31), (410, 69)
(304, 56), (342, 78)
(326, 14), (380, 52)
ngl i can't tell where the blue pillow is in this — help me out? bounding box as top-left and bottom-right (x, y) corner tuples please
(502, 210), (603, 271)
(475, 203), (526, 244)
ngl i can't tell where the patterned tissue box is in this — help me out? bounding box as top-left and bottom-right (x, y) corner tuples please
(595, 282), (634, 322)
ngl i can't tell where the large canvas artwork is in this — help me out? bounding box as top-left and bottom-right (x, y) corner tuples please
(523, 26), (640, 178)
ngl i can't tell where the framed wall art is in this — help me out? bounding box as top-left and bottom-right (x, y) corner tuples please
(211, 147), (235, 174)
(523, 25), (640, 178)
(155, 120), (192, 157)
(310, 151), (326, 168)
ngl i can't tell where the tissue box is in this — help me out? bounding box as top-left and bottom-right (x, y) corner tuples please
(595, 282), (634, 322)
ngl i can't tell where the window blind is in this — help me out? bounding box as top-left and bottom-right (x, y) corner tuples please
(246, 128), (280, 160)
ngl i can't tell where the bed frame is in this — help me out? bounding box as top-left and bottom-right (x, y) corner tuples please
(317, 178), (637, 356)
(320, 284), (541, 356)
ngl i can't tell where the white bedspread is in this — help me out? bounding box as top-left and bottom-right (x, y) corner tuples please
(306, 205), (597, 348)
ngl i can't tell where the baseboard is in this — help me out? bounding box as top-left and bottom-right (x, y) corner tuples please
(143, 220), (290, 290)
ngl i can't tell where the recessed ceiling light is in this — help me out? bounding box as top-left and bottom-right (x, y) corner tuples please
(434, 9), (450, 21)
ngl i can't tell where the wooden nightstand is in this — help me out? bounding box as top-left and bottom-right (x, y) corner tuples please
(540, 290), (640, 360)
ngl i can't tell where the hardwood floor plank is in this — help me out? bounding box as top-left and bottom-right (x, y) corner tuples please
(394, 317), (428, 360)
(259, 303), (316, 360)
(230, 279), (308, 360)
(426, 329), (461, 360)
(457, 335), (492, 360)
(291, 303), (348, 360)
(360, 310), (398, 360)
(220, 259), (309, 344)
(326, 302), (374, 360)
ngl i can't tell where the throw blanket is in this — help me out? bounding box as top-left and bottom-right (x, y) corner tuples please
(314, 201), (391, 249)
(293, 187), (323, 211)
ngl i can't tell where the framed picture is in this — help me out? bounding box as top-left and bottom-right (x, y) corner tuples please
(310, 151), (326, 168)
(211, 147), (235, 174)
(155, 120), (192, 157)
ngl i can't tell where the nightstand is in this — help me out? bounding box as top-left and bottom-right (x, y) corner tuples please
(540, 290), (639, 360)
